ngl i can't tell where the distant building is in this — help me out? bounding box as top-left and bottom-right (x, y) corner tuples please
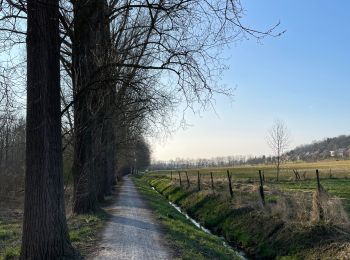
(330, 151), (335, 157)
(336, 148), (346, 157)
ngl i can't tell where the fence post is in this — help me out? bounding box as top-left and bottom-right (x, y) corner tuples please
(210, 172), (214, 190)
(259, 170), (265, 206)
(178, 171), (182, 186)
(315, 169), (324, 221)
(262, 170), (265, 182)
(316, 169), (321, 192)
(197, 171), (201, 191)
(185, 171), (190, 187)
(227, 170), (233, 197)
(171, 171), (173, 180)
(329, 168), (332, 179)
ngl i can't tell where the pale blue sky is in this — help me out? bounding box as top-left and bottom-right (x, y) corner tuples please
(152, 0), (350, 161)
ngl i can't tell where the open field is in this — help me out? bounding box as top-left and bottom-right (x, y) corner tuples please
(153, 159), (350, 180)
(151, 160), (350, 211)
(142, 161), (350, 258)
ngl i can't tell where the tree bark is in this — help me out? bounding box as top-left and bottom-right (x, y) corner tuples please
(72, 0), (108, 213)
(21, 0), (77, 258)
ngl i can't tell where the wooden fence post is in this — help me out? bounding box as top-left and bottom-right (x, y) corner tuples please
(259, 170), (265, 206)
(329, 168), (332, 179)
(197, 171), (201, 191)
(178, 171), (182, 186)
(262, 170), (265, 182)
(171, 171), (173, 180)
(316, 169), (321, 192)
(315, 169), (324, 221)
(227, 170), (233, 197)
(185, 171), (190, 187)
(210, 172), (214, 190)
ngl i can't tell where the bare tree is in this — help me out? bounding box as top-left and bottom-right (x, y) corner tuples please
(1, 0), (284, 215)
(267, 119), (290, 181)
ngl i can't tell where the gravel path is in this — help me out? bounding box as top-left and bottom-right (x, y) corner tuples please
(88, 175), (172, 260)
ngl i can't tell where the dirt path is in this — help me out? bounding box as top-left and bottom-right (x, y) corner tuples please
(88, 175), (172, 260)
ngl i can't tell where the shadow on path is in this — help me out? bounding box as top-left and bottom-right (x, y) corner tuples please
(88, 175), (172, 260)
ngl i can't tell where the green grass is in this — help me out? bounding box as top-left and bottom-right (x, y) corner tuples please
(154, 159), (350, 182)
(0, 246), (21, 260)
(0, 193), (115, 259)
(152, 160), (350, 214)
(132, 175), (242, 260)
(66, 206), (112, 257)
(140, 173), (350, 259)
(275, 178), (350, 212)
(0, 211), (109, 260)
(0, 220), (21, 260)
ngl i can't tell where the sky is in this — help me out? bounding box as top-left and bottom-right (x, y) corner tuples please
(151, 0), (350, 161)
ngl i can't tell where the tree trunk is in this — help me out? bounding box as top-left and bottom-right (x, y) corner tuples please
(21, 0), (77, 258)
(72, 0), (107, 213)
(104, 112), (116, 195)
(97, 11), (116, 199)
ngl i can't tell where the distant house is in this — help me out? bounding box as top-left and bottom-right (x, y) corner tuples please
(330, 151), (335, 157)
(336, 148), (346, 157)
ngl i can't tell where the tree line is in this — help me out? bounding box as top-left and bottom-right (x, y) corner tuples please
(0, 0), (281, 258)
(151, 155), (282, 170)
(286, 135), (350, 161)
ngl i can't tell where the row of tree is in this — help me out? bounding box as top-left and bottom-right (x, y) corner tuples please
(0, 0), (280, 258)
(151, 154), (285, 170)
(151, 155), (253, 170)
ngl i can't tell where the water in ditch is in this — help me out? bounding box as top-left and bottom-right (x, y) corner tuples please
(151, 186), (247, 259)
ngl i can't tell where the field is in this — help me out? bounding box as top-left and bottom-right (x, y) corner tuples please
(151, 160), (350, 211)
(142, 160), (350, 258)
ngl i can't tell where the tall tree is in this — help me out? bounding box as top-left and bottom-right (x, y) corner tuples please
(1, 0), (282, 215)
(21, 0), (77, 258)
(72, 0), (110, 213)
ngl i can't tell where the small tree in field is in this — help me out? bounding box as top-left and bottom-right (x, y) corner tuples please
(267, 120), (290, 181)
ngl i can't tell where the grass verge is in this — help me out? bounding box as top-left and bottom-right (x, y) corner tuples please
(138, 174), (350, 259)
(132, 174), (243, 260)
